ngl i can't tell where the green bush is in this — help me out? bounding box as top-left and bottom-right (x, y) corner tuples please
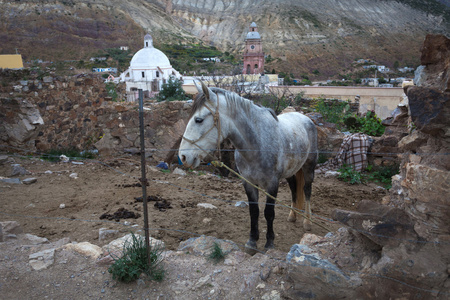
(313, 98), (352, 128)
(156, 76), (189, 102)
(346, 111), (385, 136)
(105, 82), (119, 101)
(108, 232), (165, 283)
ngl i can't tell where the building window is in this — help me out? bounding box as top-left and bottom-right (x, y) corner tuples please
(146, 42), (148, 47)
(254, 64), (258, 70)
(142, 72), (145, 78)
(156, 71), (160, 78)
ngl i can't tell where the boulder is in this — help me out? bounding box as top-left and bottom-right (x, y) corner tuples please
(177, 235), (239, 257)
(332, 200), (417, 248)
(419, 34), (450, 93)
(285, 244), (360, 299)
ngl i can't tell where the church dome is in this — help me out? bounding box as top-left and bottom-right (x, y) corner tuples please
(246, 31), (261, 40)
(130, 34), (171, 69)
(130, 47), (171, 68)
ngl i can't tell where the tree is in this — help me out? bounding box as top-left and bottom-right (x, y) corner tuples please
(156, 76), (189, 102)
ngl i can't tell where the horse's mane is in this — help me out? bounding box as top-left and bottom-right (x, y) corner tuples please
(191, 87), (278, 121)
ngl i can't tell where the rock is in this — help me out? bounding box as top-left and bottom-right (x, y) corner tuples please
(59, 204), (65, 209)
(332, 200), (417, 247)
(23, 234), (49, 245)
(0, 155), (9, 164)
(286, 244), (358, 299)
(299, 233), (323, 246)
(0, 177), (21, 184)
(0, 221), (23, 235)
(172, 167), (186, 176)
(261, 290), (281, 300)
(419, 34), (450, 93)
(197, 203), (217, 209)
(191, 275), (211, 290)
(11, 164), (29, 176)
(22, 177), (37, 185)
(42, 76), (53, 83)
(102, 233), (164, 259)
(94, 131), (119, 156)
(405, 86), (449, 136)
(178, 235), (239, 257)
(69, 173), (78, 179)
(63, 242), (103, 259)
(235, 201), (248, 208)
(29, 249), (55, 270)
(98, 228), (119, 241)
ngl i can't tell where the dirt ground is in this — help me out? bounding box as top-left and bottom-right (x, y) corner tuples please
(0, 155), (387, 252)
(0, 154), (388, 299)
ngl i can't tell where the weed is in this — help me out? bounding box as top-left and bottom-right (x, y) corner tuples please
(108, 232), (165, 283)
(41, 147), (97, 162)
(338, 165), (364, 184)
(337, 164), (399, 189)
(208, 242), (226, 264)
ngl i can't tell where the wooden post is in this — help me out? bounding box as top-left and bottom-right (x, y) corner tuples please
(138, 89), (151, 264)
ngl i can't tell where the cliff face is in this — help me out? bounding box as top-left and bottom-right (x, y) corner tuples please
(1, 0), (449, 76)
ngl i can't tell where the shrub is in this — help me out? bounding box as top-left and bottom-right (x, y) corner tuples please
(313, 98), (352, 128)
(346, 110), (385, 136)
(108, 232), (165, 282)
(156, 76), (189, 102)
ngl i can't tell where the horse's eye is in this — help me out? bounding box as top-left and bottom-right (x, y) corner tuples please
(195, 117), (203, 124)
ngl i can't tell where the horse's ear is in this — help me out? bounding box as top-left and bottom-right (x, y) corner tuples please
(194, 80), (202, 94)
(200, 81), (210, 99)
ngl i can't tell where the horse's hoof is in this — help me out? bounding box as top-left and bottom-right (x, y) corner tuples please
(244, 240), (258, 255)
(287, 213), (297, 222)
(303, 219), (312, 231)
(264, 242), (274, 251)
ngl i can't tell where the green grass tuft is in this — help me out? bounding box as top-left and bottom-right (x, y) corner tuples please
(208, 242), (226, 264)
(108, 232), (165, 283)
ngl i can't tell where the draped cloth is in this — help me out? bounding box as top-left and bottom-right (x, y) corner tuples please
(316, 133), (371, 173)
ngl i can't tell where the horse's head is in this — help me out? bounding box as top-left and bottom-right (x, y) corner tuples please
(179, 81), (223, 168)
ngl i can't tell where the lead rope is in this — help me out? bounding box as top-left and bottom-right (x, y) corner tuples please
(211, 160), (332, 232)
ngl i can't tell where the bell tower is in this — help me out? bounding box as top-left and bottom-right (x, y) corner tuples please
(243, 22), (265, 75)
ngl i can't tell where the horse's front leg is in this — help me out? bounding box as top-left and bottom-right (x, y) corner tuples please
(243, 182), (259, 253)
(264, 184), (278, 250)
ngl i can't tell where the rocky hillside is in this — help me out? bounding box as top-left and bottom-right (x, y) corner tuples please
(1, 0), (449, 77)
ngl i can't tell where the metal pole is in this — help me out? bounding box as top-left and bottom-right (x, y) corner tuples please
(138, 89), (151, 264)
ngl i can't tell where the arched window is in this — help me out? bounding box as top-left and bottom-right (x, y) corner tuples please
(254, 64), (258, 73)
(146, 42), (148, 47)
(141, 72), (145, 78)
(246, 64), (251, 74)
(156, 71), (160, 78)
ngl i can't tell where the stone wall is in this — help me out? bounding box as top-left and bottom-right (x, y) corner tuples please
(0, 72), (192, 162)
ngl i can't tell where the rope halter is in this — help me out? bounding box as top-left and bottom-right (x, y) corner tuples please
(181, 97), (222, 162)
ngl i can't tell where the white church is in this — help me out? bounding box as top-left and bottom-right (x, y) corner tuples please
(119, 34), (182, 101)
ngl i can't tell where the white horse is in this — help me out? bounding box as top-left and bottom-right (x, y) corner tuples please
(179, 82), (318, 252)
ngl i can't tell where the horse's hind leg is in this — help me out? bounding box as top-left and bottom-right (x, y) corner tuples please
(286, 173), (304, 223)
(302, 161), (316, 231)
(264, 184), (278, 250)
(243, 182), (259, 254)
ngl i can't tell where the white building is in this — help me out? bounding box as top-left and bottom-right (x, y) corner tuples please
(119, 34), (182, 101)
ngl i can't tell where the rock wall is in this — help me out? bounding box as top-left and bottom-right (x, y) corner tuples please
(0, 72), (192, 162)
